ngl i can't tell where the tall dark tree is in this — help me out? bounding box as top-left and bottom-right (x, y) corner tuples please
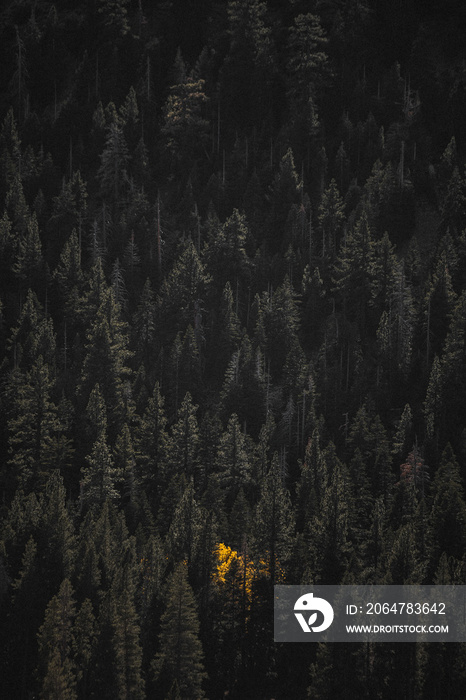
(152, 562), (207, 699)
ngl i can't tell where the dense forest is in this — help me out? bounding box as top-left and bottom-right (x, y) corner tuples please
(1, 0), (466, 698)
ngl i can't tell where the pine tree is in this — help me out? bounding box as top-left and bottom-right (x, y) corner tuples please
(384, 523), (422, 584)
(423, 250), (456, 361)
(427, 444), (466, 576)
(8, 288), (56, 369)
(0, 211), (13, 284)
(167, 326), (202, 412)
(213, 281), (242, 375)
(80, 431), (122, 511)
(114, 422), (137, 513)
(216, 413), (252, 508)
(79, 286), (132, 435)
(220, 0), (275, 130)
(152, 562), (207, 699)
(98, 119), (130, 204)
(204, 208), (251, 298)
(7, 356), (61, 490)
(166, 479), (203, 566)
(333, 210), (373, 329)
(287, 13), (329, 109)
(5, 172), (29, 238)
(268, 148), (302, 252)
(161, 70), (209, 170)
(165, 392), (200, 480)
(347, 405), (393, 498)
(37, 471), (76, 594)
(252, 453), (294, 581)
(134, 381), (169, 497)
(54, 229), (84, 324)
(392, 403), (413, 461)
(132, 278), (157, 372)
(72, 598), (96, 699)
(82, 382), (108, 450)
(12, 212), (44, 287)
(37, 579), (77, 700)
(157, 238), (211, 345)
(98, 0), (130, 37)
(369, 231), (397, 314)
(109, 584), (145, 700)
(220, 331), (267, 434)
(48, 171), (88, 264)
(0, 107), (21, 191)
(429, 291), (466, 444)
(318, 179), (345, 259)
(228, 487), (252, 552)
(263, 276), (300, 376)
(315, 455), (355, 583)
(424, 355), (443, 446)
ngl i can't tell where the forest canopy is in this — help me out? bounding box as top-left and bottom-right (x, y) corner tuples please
(1, 0), (466, 698)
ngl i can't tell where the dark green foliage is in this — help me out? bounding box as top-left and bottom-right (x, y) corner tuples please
(7, 357), (61, 490)
(251, 452), (294, 581)
(37, 578), (77, 700)
(1, 2), (466, 697)
(152, 562), (207, 699)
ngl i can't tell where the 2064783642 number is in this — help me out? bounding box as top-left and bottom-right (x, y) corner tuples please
(366, 602), (446, 615)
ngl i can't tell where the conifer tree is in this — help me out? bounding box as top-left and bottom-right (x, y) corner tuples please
(204, 208), (250, 297)
(54, 229), (84, 324)
(318, 179), (345, 258)
(392, 403), (413, 461)
(252, 453), (294, 581)
(213, 281), (242, 374)
(166, 479), (203, 566)
(8, 288), (56, 368)
(427, 444), (466, 575)
(75, 515), (102, 603)
(79, 286), (132, 434)
(0, 107), (21, 190)
(5, 172), (29, 238)
(166, 392), (200, 480)
(424, 355), (443, 446)
(161, 68), (209, 170)
(157, 238), (211, 344)
(384, 523), (422, 584)
(12, 212), (44, 287)
(220, 0), (275, 130)
(108, 583), (145, 700)
(269, 148), (302, 251)
(98, 119), (130, 204)
(114, 423), (137, 512)
(37, 579), (77, 700)
(7, 356), (60, 490)
(216, 413), (252, 508)
(49, 171), (88, 262)
(333, 210), (373, 328)
(83, 382), (108, 449)
(98, 0), (130, 37)
(80, 431), (122, 510)
(134, 381), (168, 497)
(287, 13), (329, 110)
(38, 471), (76, 594)
(72, 598), (96, 700)
(315, 455), (355, 583)
(423, 250), (456, 361)
(132, 278), (156, 372)
(152, 562), (207, 699)
(167, 326), (202, 412)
